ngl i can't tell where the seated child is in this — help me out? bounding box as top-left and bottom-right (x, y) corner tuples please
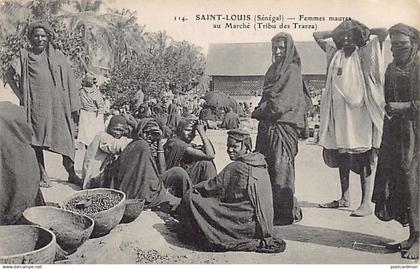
(82, 115), (132, 189)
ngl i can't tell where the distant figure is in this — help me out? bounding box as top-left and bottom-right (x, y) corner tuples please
(77, 73), (105, 148)
(5, 21), (82, 187)
(237, 102), (246, 117)
(0, 101), (44, 224)
(372, 23), (419, 260)
(134, 88), (144, 110)
(177, 129), (286, 253)
(181, 106), (192, 118)
(152, 104), (171, 138)
(166, 103), (181, 131)
(243, 102), (251, 115)
(314, 19), (388, 217)
(220, 107), (240, 129)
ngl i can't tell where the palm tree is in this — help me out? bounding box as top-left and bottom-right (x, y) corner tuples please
(103, 8), (147, 62)
(0, 1), (30, 39)
(144, 30), (173, 56)
(56, 0), (116, 71)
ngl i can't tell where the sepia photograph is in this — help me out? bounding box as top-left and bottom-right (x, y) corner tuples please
(0, 0), (419, 266)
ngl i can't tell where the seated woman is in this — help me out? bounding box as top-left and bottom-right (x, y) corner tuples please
(176, 129), (286, 253)
(0, 101), (44, 224)
(220, 107), (240, 130)
(114, 118), (187, 210)
(164, 119), (217, 184)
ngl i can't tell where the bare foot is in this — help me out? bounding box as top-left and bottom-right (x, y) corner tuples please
(400, 238), (413, 250)
(350, 204), (373, 217)
(402, 239), (419, 260)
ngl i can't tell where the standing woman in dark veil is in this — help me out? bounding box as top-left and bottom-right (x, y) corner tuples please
(372, 23), (419, 260)
(252, 32), (306, 226)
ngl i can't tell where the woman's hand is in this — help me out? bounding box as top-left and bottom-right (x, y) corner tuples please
(385, 102), (411, 115)
(195, 120), (206, 135)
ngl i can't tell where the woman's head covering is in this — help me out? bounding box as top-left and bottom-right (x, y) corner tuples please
(81, 72), (95, 87)
(389, 23), (419, 45)
(388, 23), (419, 66)
(265, 32), (301, 87)
(27, 21), (54, 39)
(331, 18), (370, 49)
(134, 118), (160, 139)
(227, 129), (252, 152)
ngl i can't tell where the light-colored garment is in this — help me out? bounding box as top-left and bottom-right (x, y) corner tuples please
(319, 37), (385, 153)
(80, 86), (105, 113)
(77, 110), (105, 146)
(134, 89), (144, 110)
(78, 86), (106, 146)
(82, 132), (131, 189)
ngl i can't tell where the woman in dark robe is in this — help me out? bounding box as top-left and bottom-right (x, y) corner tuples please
(166, 103), (181, 131)
(252, 32), (306, 225)
(164, 119), (217, 185)
(372, 23), (419, 260)
(114, 118), (186, 210)
(0, 101), (44, 224)
(177, 129), (286, 253)
(220, 107), (240, 130)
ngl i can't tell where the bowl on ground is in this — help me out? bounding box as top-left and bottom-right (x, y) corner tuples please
(23, 206), (94, 254)
(0, 225), (56, 264)
(61, 188), (126, 237)
(121, 199), (145, 223)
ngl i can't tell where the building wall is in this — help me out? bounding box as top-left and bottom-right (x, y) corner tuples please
(212, 76), (264, 96)
(212, 75), (326, 96)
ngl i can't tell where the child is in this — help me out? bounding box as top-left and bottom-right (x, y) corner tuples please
(82, 115), (132, 189)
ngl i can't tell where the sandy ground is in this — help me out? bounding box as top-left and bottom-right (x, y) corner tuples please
(38, 127), (417, 264)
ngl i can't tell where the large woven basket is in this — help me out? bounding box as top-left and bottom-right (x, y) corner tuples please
(0, 225), (56, 264)
(23, 206), (94, 254)
(61, 188), (126, 237)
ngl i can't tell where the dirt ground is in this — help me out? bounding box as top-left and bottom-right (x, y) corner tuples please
(38, 127), (418, 265)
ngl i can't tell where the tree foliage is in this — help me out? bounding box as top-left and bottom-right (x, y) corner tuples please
(0, 0), (207, 106)
(101, 38), (206, 108)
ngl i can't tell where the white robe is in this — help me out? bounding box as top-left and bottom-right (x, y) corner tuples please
(319, 37), (385, 153)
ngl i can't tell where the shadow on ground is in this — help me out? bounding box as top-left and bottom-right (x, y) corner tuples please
(299, 201), (354, 213)
(274, 224), (398, 254)
(152, 212), (203, 252)
(48, 178), (81, 191)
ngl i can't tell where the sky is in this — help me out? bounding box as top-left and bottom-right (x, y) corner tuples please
(108, 0), (420, 53)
